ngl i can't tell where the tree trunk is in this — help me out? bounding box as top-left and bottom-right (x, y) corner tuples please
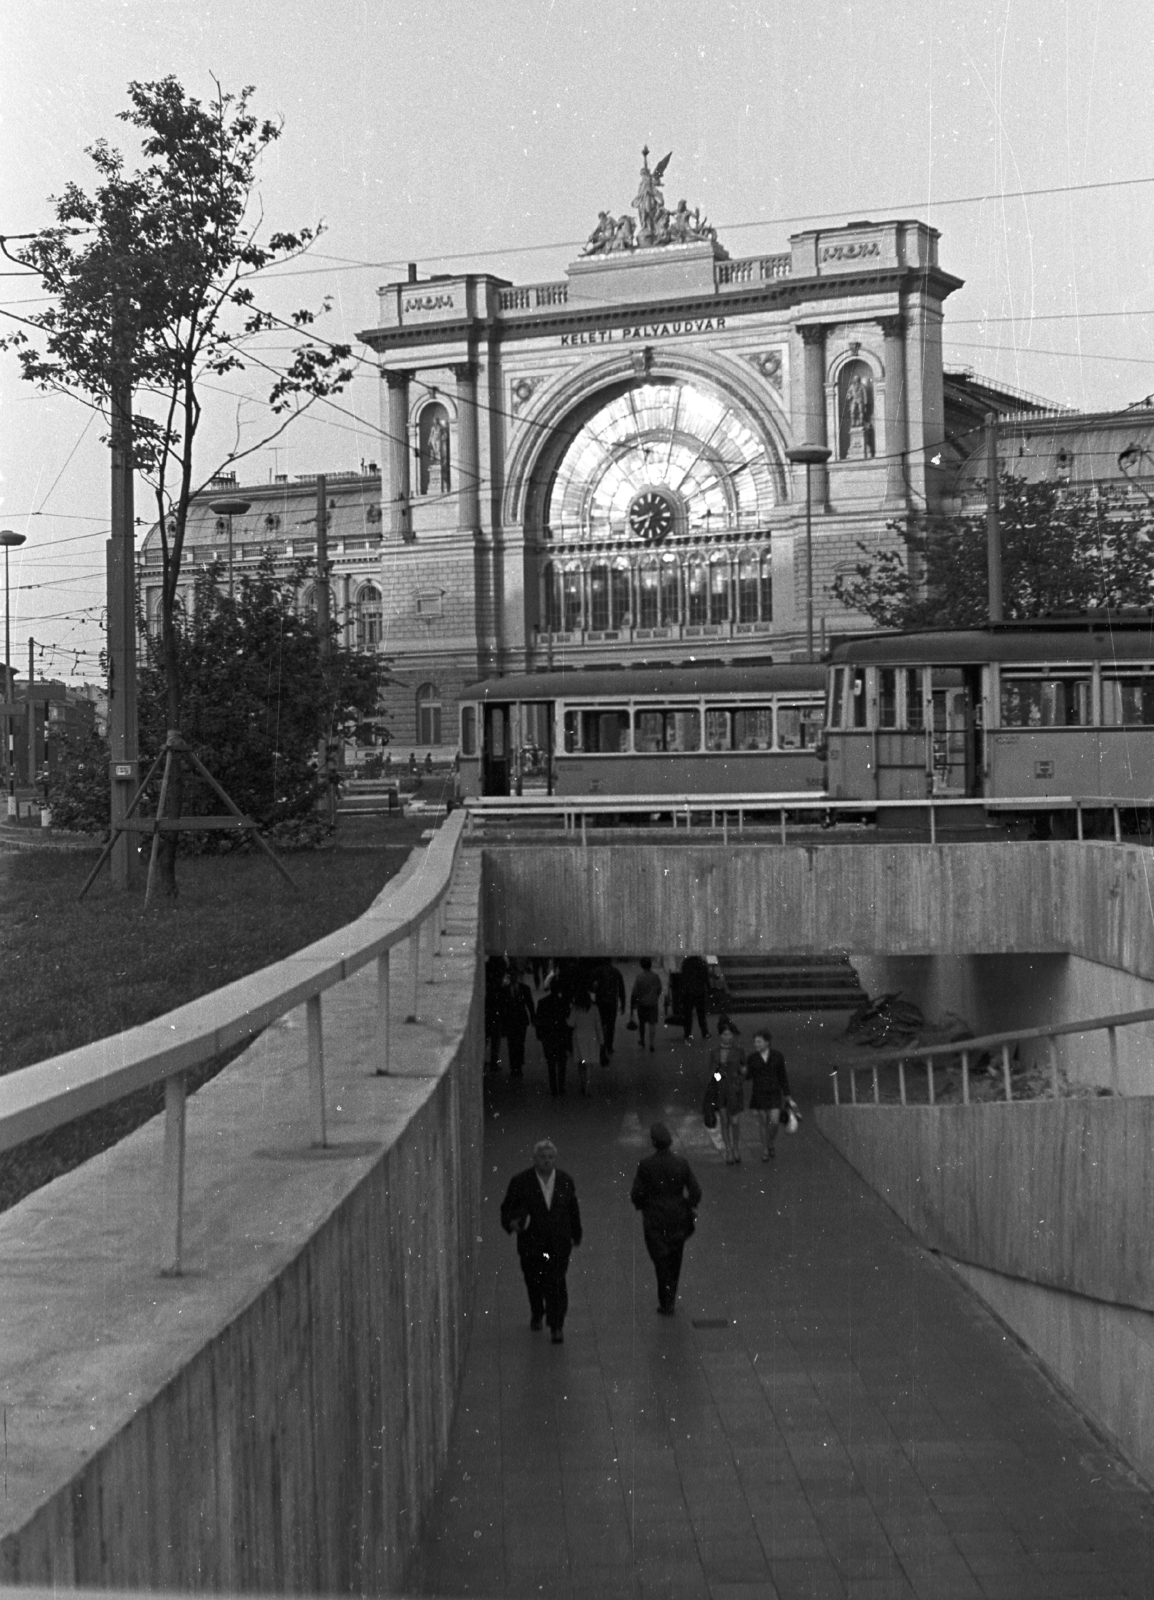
(157, 594), (182, 898)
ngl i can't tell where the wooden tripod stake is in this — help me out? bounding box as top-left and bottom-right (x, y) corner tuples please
(78, 731), (300, 903)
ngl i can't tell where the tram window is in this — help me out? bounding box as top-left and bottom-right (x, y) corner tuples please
(633, 708), (702, 753)
(563, 708), (630, 753)
(1001, 675), (1091, 727)
(904, 669), (925, 730)
(776, 704), (822, 750)
(734, 707), (773, 750)
(830, 669), (845, 729)
(879, 669), (898, 728)
(850, 673), (867, 728)
(704, 709), (731, 751)
(1102, 675), (1154, 725)
(460, 705), (477, 756)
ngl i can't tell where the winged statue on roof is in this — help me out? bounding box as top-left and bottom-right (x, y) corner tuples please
(579, 149), (722, 256)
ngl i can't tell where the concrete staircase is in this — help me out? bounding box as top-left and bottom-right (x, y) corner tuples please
(713, 954), (867, 1014)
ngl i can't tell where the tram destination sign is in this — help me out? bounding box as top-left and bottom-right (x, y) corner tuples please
(560, 315), (727, 348)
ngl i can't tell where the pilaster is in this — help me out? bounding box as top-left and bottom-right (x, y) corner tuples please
(385, 371), (412, 541)
(799, 324), (830, 508)
(880, 317), (908, 508)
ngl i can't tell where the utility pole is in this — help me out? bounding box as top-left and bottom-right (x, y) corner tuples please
(106, 318), (141, 889)
(27, 636), (35, 797)
(314, 475), (335, 824)
(986, 412), (1003, 623)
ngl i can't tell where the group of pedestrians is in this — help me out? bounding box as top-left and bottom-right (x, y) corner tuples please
(706, 1020), (794, 1164)
(500, 1123), (702, 1339)
(486, 956), (631, 1098)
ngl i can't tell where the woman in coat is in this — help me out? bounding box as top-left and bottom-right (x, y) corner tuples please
(567, 991), (604, 1097)
(708, 1019), (746, 1164)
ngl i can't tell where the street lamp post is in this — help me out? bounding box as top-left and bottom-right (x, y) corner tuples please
(1, 530), (27, 815)
(785, 445), (832, 661)
(208, 497), (252, 602)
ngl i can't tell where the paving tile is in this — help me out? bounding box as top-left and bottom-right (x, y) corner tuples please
(767, 1557), (849, 1599)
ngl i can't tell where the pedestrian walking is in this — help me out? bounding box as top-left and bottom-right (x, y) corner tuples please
(484, 954), (507, 1074)
(630, 1122), (702, 1315)
(679, 954), (711, 1042)
(535, 983), (572, 1097)
(567, 991), (603, 1096)
(500, 1138), (583, 1343)
(500, 968), (537, 1079)
(590, 959), (627, 1062)
(746, 1029), (792, 1161)
(630, 958), (663, 1053)
(708, 1019), (746, 1164)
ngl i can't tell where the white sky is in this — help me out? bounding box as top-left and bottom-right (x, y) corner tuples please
(2, 0), (1152, 682)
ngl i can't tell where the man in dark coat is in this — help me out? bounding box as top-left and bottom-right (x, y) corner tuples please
(500, 1138), (583, 1342)
(534, 984), (572, 1097)
(679, 954), (712, 1042)
(630, 1122), (702, 1314)
(746, 1029), (792, 1161)
(590, 959), (627, 1062)
(499, 969), (537, 1078)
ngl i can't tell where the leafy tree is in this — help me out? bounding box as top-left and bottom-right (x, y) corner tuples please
(1, 77), (353, 891)
(135, 558), (382, 845)
(831, 475), (1154, 630)
(43, 726), (112, 834)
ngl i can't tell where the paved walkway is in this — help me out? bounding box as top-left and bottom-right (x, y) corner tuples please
(410, 1005), (1154, 1600)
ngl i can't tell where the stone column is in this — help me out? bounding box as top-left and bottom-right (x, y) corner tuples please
(341, 573), (352, 648)
(385, 371), (412, 541)
(880, 316), (908, 507)
(799, 325), (829, 507)
(455, 362), (481, 532)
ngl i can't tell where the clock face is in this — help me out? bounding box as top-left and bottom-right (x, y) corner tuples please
(628, 490), (676, 544)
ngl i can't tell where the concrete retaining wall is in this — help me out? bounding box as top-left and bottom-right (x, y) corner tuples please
(0, 853), (484, 1592)
(816, 1099), (1154, 1485)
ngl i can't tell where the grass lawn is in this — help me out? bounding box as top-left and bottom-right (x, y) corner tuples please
(0, 814), (430, 1208)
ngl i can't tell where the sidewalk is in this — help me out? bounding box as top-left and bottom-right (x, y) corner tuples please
(410, 1011), (1154, 1599)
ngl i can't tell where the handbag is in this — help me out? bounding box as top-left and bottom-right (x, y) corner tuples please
(702, 1080), (720, 1130)
(784, 1098), (800, 1135)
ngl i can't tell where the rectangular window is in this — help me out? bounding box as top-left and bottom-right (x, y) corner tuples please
(1102, 674), (1154, 725)
(611, 566), (631, 628)
(709, 563), (730, 625)
(660, 563), (680, 625)
(589, 567), (609, 631)
(850, 672), (868, 728)
(1001, 675), (1092, 727)
(878, 668), (898, 729)
(418, 705), (442, 745)
(460, 705), (477, 756)
(687, 566), (707, 625)
(830, 669), (845, 730)
(733, 707), (774, 750)
(562, 708), (630, 752)
(639, 567), (659, 628)
(904, 668), (925, 730)
(737, 567), (759, 622)
(704, 709), (731, 751)
(562, 571), (583, 632)
(632, 707), (701, 753)
(776, 703), (823, 750)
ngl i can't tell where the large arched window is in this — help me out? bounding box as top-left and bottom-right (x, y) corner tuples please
(546, 380), (776, 540)
(355, 583), (382, 649)
(416, 683), (442, 746)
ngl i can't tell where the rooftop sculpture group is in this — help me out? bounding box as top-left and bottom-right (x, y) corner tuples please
(581, 148), (721, 256)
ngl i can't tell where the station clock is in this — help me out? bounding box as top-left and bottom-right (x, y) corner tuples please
(628, 490), (677, 545)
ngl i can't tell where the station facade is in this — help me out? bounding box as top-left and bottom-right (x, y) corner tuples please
(357, 158), (963, 748)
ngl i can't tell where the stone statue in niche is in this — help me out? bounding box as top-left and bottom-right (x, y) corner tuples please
(420, 405), (451, 494)
(839, 362), (876, 460)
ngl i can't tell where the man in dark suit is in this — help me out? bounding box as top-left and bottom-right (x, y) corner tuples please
(630, 1122), (702, 1314)
(500, 1138), (583, 1343)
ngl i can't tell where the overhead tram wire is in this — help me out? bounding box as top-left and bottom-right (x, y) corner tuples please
(253, 172), (1154, 281)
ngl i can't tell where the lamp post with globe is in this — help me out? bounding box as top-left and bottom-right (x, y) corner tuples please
(1, 530), (27, 815)
(784, 446), (832, 661)
(208, 497), (252, 602)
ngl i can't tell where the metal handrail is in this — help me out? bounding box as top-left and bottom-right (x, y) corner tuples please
(0, 809), (470, 1273)
(465, 791), (1150, 845)
(829, 1001), (1154, 1108)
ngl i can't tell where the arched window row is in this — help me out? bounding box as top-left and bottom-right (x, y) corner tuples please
(541, 550), (773, 635)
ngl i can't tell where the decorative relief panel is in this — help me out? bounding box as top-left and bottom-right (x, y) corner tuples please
(510, 375), (545, 415)
(744, 349), (786, 393)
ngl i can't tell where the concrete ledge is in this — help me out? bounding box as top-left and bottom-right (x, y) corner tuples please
(0, 854), (483, 1591)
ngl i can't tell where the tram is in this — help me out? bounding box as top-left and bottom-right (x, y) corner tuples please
(458, 664), (826, 798)
(823, 614), (1154, 821)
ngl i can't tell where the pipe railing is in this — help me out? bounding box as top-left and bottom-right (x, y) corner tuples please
(0, 809), (471, 1276)
(466, 791), (1151, 844)
(829, 1001), (1154, 1108)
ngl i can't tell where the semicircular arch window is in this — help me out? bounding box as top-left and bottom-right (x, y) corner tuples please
(546, 380), (775, 542)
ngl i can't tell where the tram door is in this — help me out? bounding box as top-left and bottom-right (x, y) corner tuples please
(482, 704), (511, 796)
(930, 671), (975, 795)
